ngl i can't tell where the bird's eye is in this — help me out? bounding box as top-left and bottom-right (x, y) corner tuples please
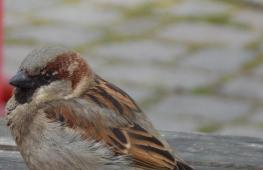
(44, 73), (52, 81)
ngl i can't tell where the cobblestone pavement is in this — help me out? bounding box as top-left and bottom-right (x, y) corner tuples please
(4, 0), (263, 138)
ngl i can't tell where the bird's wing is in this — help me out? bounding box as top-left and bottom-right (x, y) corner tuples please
(43, 77), (194, 170)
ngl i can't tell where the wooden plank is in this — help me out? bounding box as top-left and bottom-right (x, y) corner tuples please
(1, 119), (263, 169)
(0, 150), (27, 170)
(0, 120), (26, 170)
(164, 131), (263, 170)
(0, 120), (10, 138)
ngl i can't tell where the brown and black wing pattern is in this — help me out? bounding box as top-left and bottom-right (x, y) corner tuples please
(44, 76), (194, 170)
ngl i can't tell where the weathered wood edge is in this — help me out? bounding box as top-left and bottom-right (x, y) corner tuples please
(163, 131), (263, 170)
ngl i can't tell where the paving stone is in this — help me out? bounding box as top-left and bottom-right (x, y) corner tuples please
(120, 86), (154, 104)
(0, 119), (11, 138)
(149, 95), (252, 122)
(163, 67), (219, 89)
(252, 64), (263, 77)
(36, 4), (121, 27)
(100, 65), (219, 90)
(8, 25), (102, 47)
(148, 114), (198, 132)
(180, 48), (255, 73)
(249, 108), (263, 124)
(111, 18), (159, 36)
(94, 0), (152, 7)
(4, 14), (31, 29)
(5, 0), (60, 13)
(158, 23), (259, 47)
(232, 9), (263, 30)
(167, 0), (230, 17)
(4, 45), (33, 76)
(221, 76), (263, 100)
(94, 40), (187, 63)
(220, 126), (263, 138)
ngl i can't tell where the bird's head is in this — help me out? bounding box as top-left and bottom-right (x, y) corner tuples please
(9, 47), (93, 104)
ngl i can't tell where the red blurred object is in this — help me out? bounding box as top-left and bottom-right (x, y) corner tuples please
(3, 78), (13, 102)
(0, 0), (4, 116)
(0, 78), (13, 116)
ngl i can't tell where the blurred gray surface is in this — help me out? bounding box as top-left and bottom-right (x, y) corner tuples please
(4, 0), (263, 137)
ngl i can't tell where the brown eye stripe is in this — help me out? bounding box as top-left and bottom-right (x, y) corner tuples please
(44, 52), (91, 88)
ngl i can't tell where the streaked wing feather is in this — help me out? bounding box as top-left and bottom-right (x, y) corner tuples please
(43, 76), (194, 170)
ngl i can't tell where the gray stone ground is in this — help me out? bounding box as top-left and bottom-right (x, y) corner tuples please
(3, 0), (263, 138)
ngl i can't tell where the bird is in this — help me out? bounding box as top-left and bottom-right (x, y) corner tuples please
(5, 47), (194, 170)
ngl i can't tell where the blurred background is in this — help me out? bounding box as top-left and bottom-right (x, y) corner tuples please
(3, 0), (263, 138)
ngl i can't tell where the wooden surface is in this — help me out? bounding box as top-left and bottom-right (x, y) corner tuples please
(0, 119), (263, 170)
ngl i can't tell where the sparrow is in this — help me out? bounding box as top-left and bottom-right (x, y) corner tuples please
(5, 47), (194, 170)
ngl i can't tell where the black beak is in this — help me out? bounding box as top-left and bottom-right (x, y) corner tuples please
(9, 71), (35, 88)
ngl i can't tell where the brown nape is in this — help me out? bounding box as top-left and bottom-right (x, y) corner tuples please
(44, 52), (93, 89)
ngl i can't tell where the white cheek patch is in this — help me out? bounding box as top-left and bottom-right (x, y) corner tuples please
(34, 87), (49, 104)
(33, 81), (72, 104)
(34, 85), (60, 104)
